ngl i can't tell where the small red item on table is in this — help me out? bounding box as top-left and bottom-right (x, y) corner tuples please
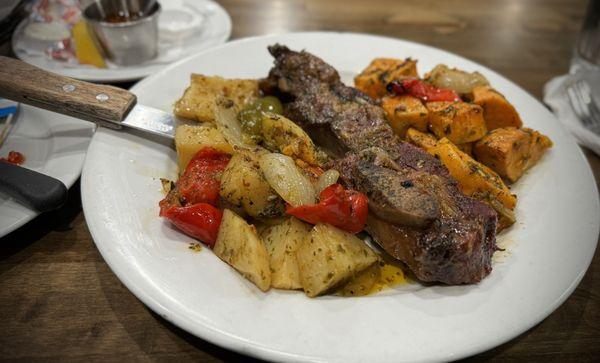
(0, 151), (25, 165)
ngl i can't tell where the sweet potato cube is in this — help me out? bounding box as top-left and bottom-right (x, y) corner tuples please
(406, 132), (516, 230)
(381, 95), (429, 138)
(456, 142), (474, 156)
(354, 58), (418, 99)
(426, 101), (487, 144)
(405, 128), (437, 150)
(471, 86), (522, 130)
(429, 138), (517, 230)
(474, 127), (553, 183)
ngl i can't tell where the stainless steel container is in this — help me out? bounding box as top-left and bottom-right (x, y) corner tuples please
(82, 0), (161, 66)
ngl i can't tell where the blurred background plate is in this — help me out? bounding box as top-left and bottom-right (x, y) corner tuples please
(11, 0), (231, 83)
(0, 105), (94, 238)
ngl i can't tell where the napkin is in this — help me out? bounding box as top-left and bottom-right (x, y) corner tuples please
(544, 69), (600, 156)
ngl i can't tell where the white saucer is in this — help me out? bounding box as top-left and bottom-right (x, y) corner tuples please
(0, 105), (94, 238)
(11, 0), (231, 83)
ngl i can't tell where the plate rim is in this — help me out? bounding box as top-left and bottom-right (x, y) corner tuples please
(83, 31), (600, 362)
(10, 0), (232, 83)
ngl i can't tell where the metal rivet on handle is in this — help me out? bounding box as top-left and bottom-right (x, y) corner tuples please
(62, 84), (76, 92)
(96, 93), (109, 102)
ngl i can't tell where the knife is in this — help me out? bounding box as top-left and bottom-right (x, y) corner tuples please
(0, 56), (175, 139)
(0, 161), (68, 212)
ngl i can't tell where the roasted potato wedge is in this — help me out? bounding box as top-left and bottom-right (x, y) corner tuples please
(261, 113), (320, 166)
(474, 127), (552, 183)
(354, 58), (418, 99)
(381, 95), (429, 138)
(471, 86), (523, 130)
(296, 224), (378, 297)
(426, 101), (487, 144)
(174, 124), (234, 171)
(261, 217), (311, 290)
(174, 74), (259, 122)
(213, 209), (271, 291)
(430, 138), (517, 229)
(219, 150), (285, 218)
(335, 263), (381, 297)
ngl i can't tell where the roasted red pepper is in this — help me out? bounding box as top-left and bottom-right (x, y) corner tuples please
(0, 151), (25, 165)
(286, 184), (368, 233)
(177, 147), (231, 205)
(160, 203), (223, 247)
(158, 147), (231, 247)
(387, 79), (461, 103)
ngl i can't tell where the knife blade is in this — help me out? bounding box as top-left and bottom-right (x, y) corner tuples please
(0, 56), (175, 139)
(119, 104), (175, 138)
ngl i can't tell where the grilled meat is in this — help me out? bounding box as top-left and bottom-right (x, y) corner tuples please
(261, 45), (497, 284)
(335, 149), (498, 283)
(343, 147), (440, 228)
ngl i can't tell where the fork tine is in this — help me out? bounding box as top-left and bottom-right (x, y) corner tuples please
(575, 80), (600, 135)
(586, 99), (600, 134)
(567, 83), (593, 127)
(574, 81), (593, 117)
(566, 79), (600, 130)
(578, 81), (592, 102)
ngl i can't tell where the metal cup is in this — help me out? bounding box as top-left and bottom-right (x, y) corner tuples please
(82, 0), (161, 66)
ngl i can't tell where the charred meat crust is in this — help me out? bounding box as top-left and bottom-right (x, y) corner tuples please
(261, 44), (497, 284)
(344, 148), (440, 228)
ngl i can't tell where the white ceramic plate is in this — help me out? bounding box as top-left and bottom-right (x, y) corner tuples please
(81, 33), (600, 362)
(0, 105), (94, 237)
(11, 0), (231, 83)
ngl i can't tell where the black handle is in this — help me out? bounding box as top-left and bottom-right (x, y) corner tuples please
(0, 162), (68, 212)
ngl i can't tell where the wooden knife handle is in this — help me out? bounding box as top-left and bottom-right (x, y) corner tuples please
(0, 56), (136, 124)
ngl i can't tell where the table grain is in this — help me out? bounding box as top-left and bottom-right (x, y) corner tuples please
(1, 0), (599, 361)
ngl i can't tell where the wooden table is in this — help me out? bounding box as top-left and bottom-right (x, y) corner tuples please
(1, 0), (599, 361)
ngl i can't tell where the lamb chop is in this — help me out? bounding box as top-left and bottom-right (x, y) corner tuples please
(261, 45), (498, 284)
